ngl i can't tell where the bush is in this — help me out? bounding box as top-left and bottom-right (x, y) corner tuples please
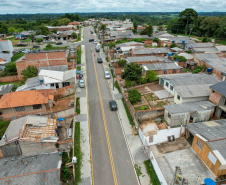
(146, 70), (158, 82)
(140, 77), (147, 84)
(71, 32), (77, 39)
(170, 43), (177, 48)
(128, 89), (141, 104)
(202, 37), (210, 42)
(21, 65), (38, 81)
(185, 50), (192, 54)
(36, 38), (43, 43)
(0, 120), (10, 139)
(117, 59), (127, 67)
(125, 80), (137, 87)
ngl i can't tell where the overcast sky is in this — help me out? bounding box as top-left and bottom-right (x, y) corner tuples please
(0, 0), (225, 14)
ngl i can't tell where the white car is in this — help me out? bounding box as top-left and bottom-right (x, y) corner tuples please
(93, 40), (97, 44)
(79, 80), (85, 88)
(104, 71), (111, 79)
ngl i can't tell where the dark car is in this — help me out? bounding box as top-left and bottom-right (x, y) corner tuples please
(17, 43), (27, 46)
(89, 39), (94, 42)
(91, 31), (93, 34)
(109, 100), (117, 111)
(56, 42), (63, 45)
(97, 58), (103, 63)
(33, 45), (40, 48)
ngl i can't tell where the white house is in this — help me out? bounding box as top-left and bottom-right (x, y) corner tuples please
(16, 69), (76, 91)
(0, 40), (14, 62)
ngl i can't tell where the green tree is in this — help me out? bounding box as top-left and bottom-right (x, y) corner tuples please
(117, 59), (127, 67)
(0, 21), (8, 34)
(132, 22), (138, 34)
(58, 18), (71, 26)
(153, 37), (159, 43)
(140, 25), (153, 36)
(36, 38), (43, 43)
(128, 89), (141, 104)
(158, 25), (163, 31)
(8, 27), (15, 34)
(146, 70), (158, 82)
(4, 63), (18, 76)
(200, 17), (221, 37)
(215, 17), (226, 38)
(52, 28), (58, 34)
(21, 66), (38, 80)
(71, 32), (77, 39)
(170, 43), (178, 48)
(16, 28), (24, 33)
(122, 63), (142, 83)
(179, 8), (198, 35)
(39, 26), (51, 35)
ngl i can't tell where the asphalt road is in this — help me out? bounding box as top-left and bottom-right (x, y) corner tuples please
(85, 27), (139, 185)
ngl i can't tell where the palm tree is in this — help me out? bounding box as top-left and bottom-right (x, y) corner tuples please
(100, 24), (107, 44)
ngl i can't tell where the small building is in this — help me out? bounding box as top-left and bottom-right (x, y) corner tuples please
(0, 115), (58, 157)
(16, 69), (76, 91)
(0, 84), (13, 98)
(126, 56), (173, 65)
(158, 73), (220, 104)
(68, 21), (83, 27)
(186, 119), (226, 178)
(0, 152), (62, 184)
(209, 81), (226, 119)
(164, 101), (215, 126)
(0, 40), (14, 62)
(130, 47), (170, 57)
(142, 62), (182, 75)
(0, 89), (55, 120)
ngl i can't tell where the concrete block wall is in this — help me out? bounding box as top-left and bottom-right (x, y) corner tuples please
(209, 90), (221, 106)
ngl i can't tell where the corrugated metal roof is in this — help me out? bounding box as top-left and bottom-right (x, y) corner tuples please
(127, 56), (173, 63)
(191, 43), (214, 48)
(142, 62), (182, 71)
(115, 41), (144, 48)
(207, 140), (226, 162)
(210, 81), (226, 96)
(16, 76), (40, 91)
(164, 101), (215, 114)
(132, 48), (170, 55)
(193, 47), (219, 52)
(0, 84), (13, 95)
(39, 65), (68, 72)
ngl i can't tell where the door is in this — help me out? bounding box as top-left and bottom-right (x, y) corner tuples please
(55, 83), (59, 89)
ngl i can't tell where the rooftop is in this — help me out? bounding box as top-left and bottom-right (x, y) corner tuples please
(132, 47), (170, 55)
(115, 41), (144, 48)
(193, 47), (219, 53)
(210, 81), (226, 96)
(164, 101), (215, 114)
(191, 43), (214, 48)
(127, 56), (173, 63)
(0, 152), (62, 185)
(0, 84), (13, 95)
(142, 62), (182, 71)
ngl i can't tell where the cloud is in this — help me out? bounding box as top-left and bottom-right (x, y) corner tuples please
(0, 0), (225, 14)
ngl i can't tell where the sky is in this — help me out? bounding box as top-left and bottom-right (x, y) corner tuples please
(0, 0), (225, 14)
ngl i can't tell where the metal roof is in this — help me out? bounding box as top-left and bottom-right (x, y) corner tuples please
(16, 76), (40, 91)
(207, 140), (226, 163)
(115, 41), (144, 48)
(210, 81), (226, 96)
(0, 84), (13, 95)
(142, 62), (182, 71)
(127, 56), (173, 63)
(171, 47), (183, 52)
(132, 48), (170, 55)
(39, 65), (68, 72)
(193, 47), (219, 52)
(0, 152), (62, 185)
(164, 101), (215, 114)
(195, 53), (219, 60)
(191, 43), (214, 48)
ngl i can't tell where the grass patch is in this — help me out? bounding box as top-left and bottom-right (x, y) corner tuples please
(216, 39), (226, 45)
(0, 81), (25, 92)
(74, 122), (82, 184)
(134, 164), (142, 182)
(11, 53), (24, 63)
(144, 159), (161, 185)
(0, 120), (10, 139)
(114, 81), (121, 93)
(76, 97), (80, 114)
(122, 98), (135, 126)
(61, 152), (72, 182)
(145, 93), (158, 101)
(149, 101), (168, 108)
(77, 46), (81, 65)
(77, 66), (81, 71)
(135, 105), (149, 111)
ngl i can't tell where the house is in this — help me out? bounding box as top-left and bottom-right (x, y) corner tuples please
(164, 101), (215, 126)
(115, 42), (145, 57)
(68, 21), (83, 27)
(0, 152), (62, 184)
(47, 26), (71, 31)
(178, 53), (196, 68)
(0, 89), (55, 120)
(195, 53), (226, 80)
(0, 115), (58, 157)
(126, 26), (145, 33)
(130, 48), (170, 57)
(0, 58), (10, 70)
(126, 56), (173, 65)
(0, 84), (13, 98)
(167, 36), (196, 50)
(16, 69), (76, 91)
(0, 40), (14, 62)
(186, 119), (226, 177)
(142, 62), (182, 75)
(158, 73), (220, 104)
(209, 81), (226, 119)
(15, 51), (68, 78)
(170, 47), (183, 53)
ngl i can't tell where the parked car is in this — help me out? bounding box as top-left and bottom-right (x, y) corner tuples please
(109, 100), (117, 111)
(56, 42), (63, 45)
(32, 49), (40, 53)
(93, 40), (97, 44)
(33, 45), (40, 48)
(89, 39), (94, 42)
(104, 71), (111, 79)
(97, 58), (103, 63)
(79, 80), (85, 88)
(17, 43), (27, 46)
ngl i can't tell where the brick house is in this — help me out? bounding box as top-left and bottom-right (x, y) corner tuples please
(209, 81), (226, 119)
(0, 89), (55, 120)
(15, 51), (68, 78)
(68, 21), (83, 27)
(126, 56), (174, 65)
(130, 48), (170, 57)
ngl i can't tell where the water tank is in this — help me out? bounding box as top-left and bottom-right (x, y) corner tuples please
(176, 58), (179, 61)
(172, 40), (175, 43)
(207, 68), (212, 73)
(182, 40), (185, 44)
(39, 79), (44, 83)
(168, 53), (172, 56)
(172, 52), (175, 55)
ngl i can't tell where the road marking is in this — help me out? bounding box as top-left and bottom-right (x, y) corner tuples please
(91, 48), (118, 185)
(85, 46), (94, 185)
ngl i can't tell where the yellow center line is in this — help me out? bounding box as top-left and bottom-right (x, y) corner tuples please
(91, 48), (118, 185)
(85, 46), (94, 185)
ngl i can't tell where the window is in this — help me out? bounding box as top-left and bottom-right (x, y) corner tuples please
(177, 95), (180, 100)
(11, 117), (16, 120)
(162, 70), (167, 74)
(165, 82), (169, 87)
(212, 90), (215, 93)
(208, 152), (217, 165)
(50, 83), (54, 87)
(168, 112), (171, 119)
(15, 106), (25, 112)
(196, 139), (203, 150)
(170, 85), (173, 91)
(33, 104), (42, 110)
(172, 69), (177, 74)
(63, 82), (70, 87)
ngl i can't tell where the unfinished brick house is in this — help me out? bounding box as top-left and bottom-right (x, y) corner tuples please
(0, 89), (55, 120)
(15, 51), (68, 78)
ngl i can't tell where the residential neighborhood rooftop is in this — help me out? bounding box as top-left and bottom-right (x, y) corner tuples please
(0, 84), (13, 96)
(127, 56), (173, 63)
(132, 48), (170, 55)
(210, 81), (226, 96)
(142, 62), (182, 71)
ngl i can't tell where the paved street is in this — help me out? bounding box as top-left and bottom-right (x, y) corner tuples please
(84, 27), (139, 185)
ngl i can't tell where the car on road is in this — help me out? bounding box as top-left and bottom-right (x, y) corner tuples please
(56, 42), (63, 45)
(97, 58), (103, 63)
(93, 40), (97, 44)
(104, 71), (111, 79)
(109, 100), (117, 111)
(89, 39), (94, 42)
(79, 80), (85, 88)
(91, 31), (93, 34)
(33, 45), (40, 48)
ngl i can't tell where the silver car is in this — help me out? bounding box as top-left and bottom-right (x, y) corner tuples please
(79, 80), (85, 88)
(104, 71), (111, 79)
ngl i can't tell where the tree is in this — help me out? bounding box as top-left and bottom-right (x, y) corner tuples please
(71, 32), (77, 39)
(36, 38), (43, 43)
(146, 70), (158, 82)
(122, 63), (142, 83)
(21, 66), (38, 80)
(8, 27), (15, 34)
(132, 22), (138, 34)
(200, 17), (221, 37)
(16, 28), (24, 33)
(153, 37), (159, 43)
(158, 25), (163, 31)
(0, 21), (8, 34)
(52, 28), (58, 34)
(170, 43), (178, 48)
(58, 18), (70, 26)
(128, 89), (141, 104)
(117, 59), (127, 67)
(4, 63), (18, 76)
(179, 8), (198, 35)
(215, 17), (226, 38)
(100, 24), (107, 43)
(38, 25), (51, 35)
(140, 25), (153, 36)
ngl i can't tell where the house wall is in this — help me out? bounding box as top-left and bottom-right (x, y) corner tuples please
(160, 79), (175, 95)
(135, 109), (165, 121)
(154, 69), (180, 75)
(0, 141), (22, 158)
(0, 104), (47, 121)
(174, 91), (209, 104)
(0, 75), (21, 83)
(209, 90), (222, 106)
(0, 40), (14, 62)
(192, 135), (226, 177)
(199, 60), (222, 80)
